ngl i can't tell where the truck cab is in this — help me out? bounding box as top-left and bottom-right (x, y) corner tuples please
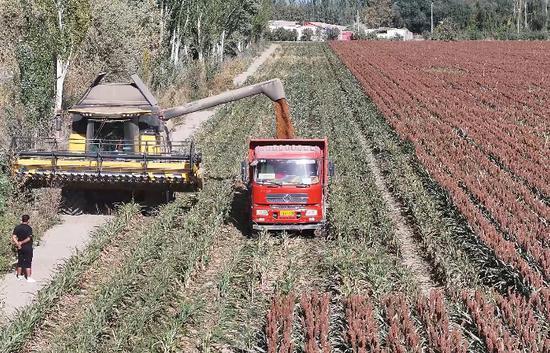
(243, 138), (332, 232)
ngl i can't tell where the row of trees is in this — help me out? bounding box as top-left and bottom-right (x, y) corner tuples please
(0, 0), (270, 128)
(160, 0), (270, 65)
(271, 0), (550, 35)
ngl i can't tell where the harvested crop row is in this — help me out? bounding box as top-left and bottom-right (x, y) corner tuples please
(0, 203), (140, 353)
(90, 104), (269, 352)
(40, 71), (280, 352)
(22, 212), (152, 353)
(31, 194), (197, 353)
(103, 52), (335, 352)
(103, 43), (424, 352)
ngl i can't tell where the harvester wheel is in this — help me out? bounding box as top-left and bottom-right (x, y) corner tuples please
(61, 190), (87, 216)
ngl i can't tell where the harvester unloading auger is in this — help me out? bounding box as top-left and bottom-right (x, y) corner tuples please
(11, 73), (292, 214)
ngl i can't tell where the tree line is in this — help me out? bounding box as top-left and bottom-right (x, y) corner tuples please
(1, 0), (549, 134)
(272, 0), (550, 35)
(0, 0), (271, 129)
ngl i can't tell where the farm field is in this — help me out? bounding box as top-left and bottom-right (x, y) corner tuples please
(0, 43), (547, 353)
(331, 41), (548, 291)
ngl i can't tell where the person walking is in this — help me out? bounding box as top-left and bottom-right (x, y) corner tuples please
(12, 214), (36, 283)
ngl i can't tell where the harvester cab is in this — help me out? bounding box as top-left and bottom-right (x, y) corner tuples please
(11, 73), (287, 214)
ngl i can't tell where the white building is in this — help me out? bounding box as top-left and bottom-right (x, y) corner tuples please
(375, 28), (414, 40)
(268, 20), (352, 41)
(360, 25), (414, 41)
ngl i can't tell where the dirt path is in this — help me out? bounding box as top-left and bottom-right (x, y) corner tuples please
(233, 44), (279, 86)
(170, 44), (280, 141)
(21, 215), (147, 353)
(350, 121), (437, 294)
(0, 215), (111, 321)
(171, 110), (217, 141)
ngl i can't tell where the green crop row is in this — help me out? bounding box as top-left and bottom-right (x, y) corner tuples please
(39, 194), (198, 353)
(267, 44), (416, 297)
(166, 43), (426, 351)
(204, 43), (420, 351)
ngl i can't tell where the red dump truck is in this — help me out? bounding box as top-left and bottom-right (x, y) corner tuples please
(242, 138), (333, 233)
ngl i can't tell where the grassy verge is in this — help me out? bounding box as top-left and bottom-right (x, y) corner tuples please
(157, 42), (267, 108)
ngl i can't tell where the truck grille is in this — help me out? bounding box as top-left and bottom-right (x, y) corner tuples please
(266, 193), (308, 204)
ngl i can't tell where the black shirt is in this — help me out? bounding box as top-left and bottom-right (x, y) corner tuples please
(13, 224), (33, 247)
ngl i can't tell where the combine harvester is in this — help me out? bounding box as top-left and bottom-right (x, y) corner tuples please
(12, 73), (331, 233)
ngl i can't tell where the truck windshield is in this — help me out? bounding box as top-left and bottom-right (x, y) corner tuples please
(254, 159), (319, 185)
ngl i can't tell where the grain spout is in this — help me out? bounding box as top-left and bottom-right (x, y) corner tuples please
(274, 98), (294, 139)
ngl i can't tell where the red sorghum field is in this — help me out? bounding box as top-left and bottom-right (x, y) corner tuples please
(331, 41), (549, 290)
(267, 289), (549, 353)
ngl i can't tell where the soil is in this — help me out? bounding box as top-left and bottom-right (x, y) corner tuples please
(11, 43), (284, 351)
(350, 121), (437, 294)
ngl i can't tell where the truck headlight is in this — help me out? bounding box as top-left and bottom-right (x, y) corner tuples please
(305, 209), (318, 216)
(256, 209), (269, 216)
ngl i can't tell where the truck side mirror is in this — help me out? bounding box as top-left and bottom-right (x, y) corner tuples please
(328, 161), (335, 177)
(241, 160), (249, 183)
